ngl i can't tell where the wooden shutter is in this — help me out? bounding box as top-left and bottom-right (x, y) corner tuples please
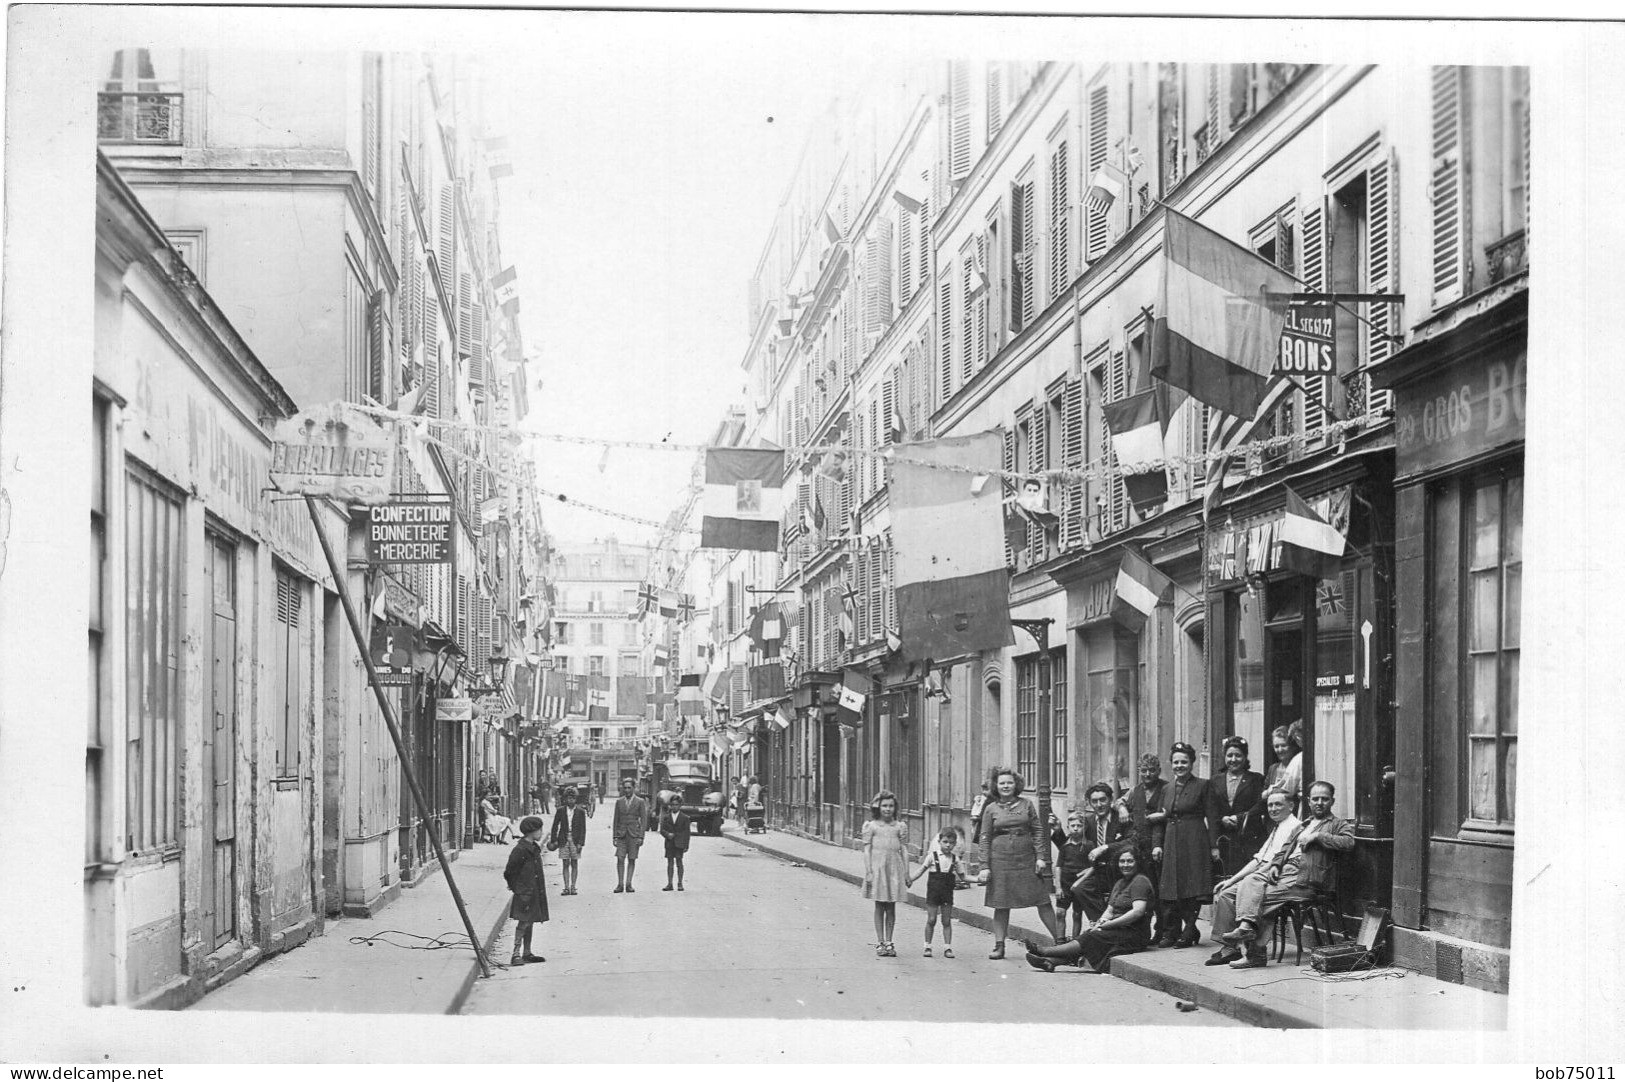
(899, 205), (915, 302)
(948, 60), (972, 183)
(1205, 65), (1222, 159)
(917, 185), (932, 296)
(865, 215), (895, 342)
(457, 272), (473, 354)
(854, 549), (869, 644)
(1060, 376), (1085, 551)
(437, 184), (455, 295)
(1027, 402), (1047, 558)
(1430, 65), (1470, 307)
(1049, 137), (1071, 297)
(986, 64), (1005, 140)
(1085, 83), (1109, 261)
(1002, 427), (1018, 567)
(974, 234), (989, 372)
(882, 371), (898, 445)
(960, 257), (976, 385)
(868, 398), (881, 495)
(471, 304), (487, 386)
(1103, 351), (1129, 533)
(881, 535), (896, 635)
(424, 339), (441, 418)
(1297, 196), (1329, 437)
(1364, 151), (1398, 414)
(275, 571), (303, 774)
(1012, 181), (1036, 331)
(368, 290), (388, 403)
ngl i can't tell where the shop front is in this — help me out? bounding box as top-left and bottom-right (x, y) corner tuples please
(1204, 462), (1397, 921)
(1373, 276), (1525, 993)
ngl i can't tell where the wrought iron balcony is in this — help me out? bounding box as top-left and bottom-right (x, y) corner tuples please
(1485, 230), (1528, 285)
(97, 92), (183, 145)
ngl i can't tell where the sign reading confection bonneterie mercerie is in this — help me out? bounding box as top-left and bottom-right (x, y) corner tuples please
(366, 501), (454, 565)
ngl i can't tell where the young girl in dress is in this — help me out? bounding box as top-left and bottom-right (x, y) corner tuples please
(907, 827), (965, 958)
(861, 790), (909, 957)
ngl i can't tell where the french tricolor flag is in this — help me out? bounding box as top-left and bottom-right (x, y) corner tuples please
(1278, 485), (1346, 580)
(700, 447), (785, 552)
(1113, 548), (1172, 633)
(1103, 388), (1167, 515)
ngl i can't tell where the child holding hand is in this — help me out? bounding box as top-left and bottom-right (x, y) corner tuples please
(907, 827), (966, 958)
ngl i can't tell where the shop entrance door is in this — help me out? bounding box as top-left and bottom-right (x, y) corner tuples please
(201, 533), (238, 951)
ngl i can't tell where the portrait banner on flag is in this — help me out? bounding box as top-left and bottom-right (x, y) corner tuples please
(700, 447), (784, 551)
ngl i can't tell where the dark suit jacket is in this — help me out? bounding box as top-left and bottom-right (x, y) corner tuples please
(1274, 815), (1356, 891)
(550, 805), (586, 848)
(1212, 770), (1269, 870)
(1124, 779), (1169, 860)
(659, 810), (692, 851)
(612, 796), (649, 844)
(1078, 812), (1132, 873)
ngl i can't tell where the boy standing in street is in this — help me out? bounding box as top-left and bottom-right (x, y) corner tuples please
(660, 796), (692, 891)
(503, 816), (549, 966)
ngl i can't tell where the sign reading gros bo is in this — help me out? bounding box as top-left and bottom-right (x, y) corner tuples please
(367, 502), (453, 564)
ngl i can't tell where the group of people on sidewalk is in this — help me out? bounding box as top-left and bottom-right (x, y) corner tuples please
(856, 733), (1352, 976)
(500, 778), (699, 969)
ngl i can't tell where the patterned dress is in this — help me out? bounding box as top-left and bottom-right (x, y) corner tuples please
(862, 818), (909, 902)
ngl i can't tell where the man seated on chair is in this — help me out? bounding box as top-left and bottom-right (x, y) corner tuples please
(1211, 780), (1354, 970)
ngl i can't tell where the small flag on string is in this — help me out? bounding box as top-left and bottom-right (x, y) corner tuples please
(1113, 548), (1173, 633)
(773, 703), (794, 730)
(1278, 484), (1346, 580)
(678, 673), (704, 717)
(587, 685), (610, 722)
(812, 497), (827, 532)
(887, 393), (908, 445)
(823, 210), (843, 243)
(893, 169), (929, 214)
(678, 594), (696, 624)
(658, 589), (679, 619)
(749, 602), (783, 659)
(636, 582), (657, 618)
(653, 643), (670, 669)
(885, 629), (903, 654)
(480, 496), (503, 524)
(598, 444), (611, 473)
(370, 579), (388, 621)
(486, 136), (513, 179)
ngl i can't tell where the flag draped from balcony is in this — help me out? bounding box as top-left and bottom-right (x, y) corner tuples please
(492, 266), (520, 315)
(1113, 548), (1173, 633)
(700, 447), (785, 551)
(835, 669), (869, 726)
(1103, 388), (1168, 514)
(539, 670), (568, 720)
(564, 674), (587, 717)
(585, 675), (611, 721)
(748, 602), (783, 659)
(890, 432), (1014, 663)
(748, 663), (786, 702)
(677, 673), (705, 717)
(1150, 208), (1294, 419)
(1278, 484), (1346, 580)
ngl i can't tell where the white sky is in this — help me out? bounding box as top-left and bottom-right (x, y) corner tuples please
(477, 22), (871, 550)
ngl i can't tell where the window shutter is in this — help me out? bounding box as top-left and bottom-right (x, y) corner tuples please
(881, 535), (896, 634)
(960, 258), (976, 385)
(1520, 69), (1531, 248)
(917, 184), (933, 294)
(938, 267), (955, 405)
(458, 271), (473, 353)
(1430, 65), (1470, 307)
(362, 59), (380, 200)
(869, 398), (881, 496)
(948, 60), (972, 183)
(1364, 150), (1399, 415)
(987, 64), (1005, 140)
(424, 339), (441, 418)
(368, 290), (388, 403)
(865, 216), (895, 342)
(974, 234), (989, 372)
(854, 550), (868, 644)
(1002, 427), (1017, 567)
(882, 371), (898, 445)
(1060, 376), (1085, 550)
(899, 205), (915, 302)
(471, 304), (487, 386)
(1298, 196), (1329, 437)
(437, 184), (455, 295)
(1012, 181), (1037, 332)
(1049, 137), (1071, 296)
(1205, 65), (1222, 159)
(1103, 351), (1129, 533)
(1028, 402), (1048, 557)
(1086, 85), (1112, 267)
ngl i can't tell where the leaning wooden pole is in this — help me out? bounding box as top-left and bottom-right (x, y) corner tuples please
(304, 495), (492, 979)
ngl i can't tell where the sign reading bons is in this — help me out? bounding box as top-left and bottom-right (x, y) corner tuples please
(367, 502), (453, 564)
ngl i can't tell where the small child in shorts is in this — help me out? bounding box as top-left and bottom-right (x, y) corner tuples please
(907, 827), (966, 958)
(1051, 809), (1092, 940)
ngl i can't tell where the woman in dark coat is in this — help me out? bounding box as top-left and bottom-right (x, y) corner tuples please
(1117, 752), (1168, 941)
(1023, 847), (1155, 974)
(503, 816), (550, 966)
(976, 767), (1061, 959)
(1212, 735), (1268, 879)
(1153, 742), (1220, 948)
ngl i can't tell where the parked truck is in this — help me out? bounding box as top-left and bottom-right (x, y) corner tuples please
(642, 759), (727, 835)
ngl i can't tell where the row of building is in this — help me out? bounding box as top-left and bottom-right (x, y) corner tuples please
(88, 49), (555, 1006)
(673, 61), (1526, 993)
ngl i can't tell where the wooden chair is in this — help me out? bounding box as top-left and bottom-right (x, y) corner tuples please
(1267, 891), (1341, 964)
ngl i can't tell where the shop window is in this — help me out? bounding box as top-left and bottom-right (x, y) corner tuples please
(1464, 473), (1521, 828)
(124, 466), (185, 855)
(1313, 570), (1359, 809)
(1084, 628), (1139, 795)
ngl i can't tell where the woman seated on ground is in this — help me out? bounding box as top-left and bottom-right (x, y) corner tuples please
(480, 794), (513, 843)
(1023, 848), (1154, 974)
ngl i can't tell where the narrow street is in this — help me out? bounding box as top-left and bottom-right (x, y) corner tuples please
(461, 823), (1237, 1025)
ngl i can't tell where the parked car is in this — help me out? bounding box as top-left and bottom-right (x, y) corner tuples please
(644, 759), (726, 835)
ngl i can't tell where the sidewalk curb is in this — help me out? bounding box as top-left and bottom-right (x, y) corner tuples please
(446, 869), (519, 1015)
(724, 828), (1308, 1029)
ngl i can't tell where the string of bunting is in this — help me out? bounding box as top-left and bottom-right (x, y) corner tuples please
(349, 401), (1384, 489)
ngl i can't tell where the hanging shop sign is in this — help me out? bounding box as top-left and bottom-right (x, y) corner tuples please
(1276, 304), (1336, 375)
(1207, 485), (1351, 586)
(380, 571), (423, 627)
(365, 501), (454, 565)
(1067, 572), (1118, 628)
(436, 697), (474, 722)
(477, 694), (510, 719)
(368, 621), (418, 686)
(1391, 350), (1526, 480)
(269, 402), (396, 505)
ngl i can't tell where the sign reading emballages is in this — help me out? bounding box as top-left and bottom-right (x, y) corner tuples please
(366, 502), (453, 564)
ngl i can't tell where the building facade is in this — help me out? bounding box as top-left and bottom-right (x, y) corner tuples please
(707, 60), (1526, 993)
(91, 48), (549, 1005)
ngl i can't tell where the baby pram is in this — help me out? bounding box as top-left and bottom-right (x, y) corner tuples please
(744, 799), (766, 834)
